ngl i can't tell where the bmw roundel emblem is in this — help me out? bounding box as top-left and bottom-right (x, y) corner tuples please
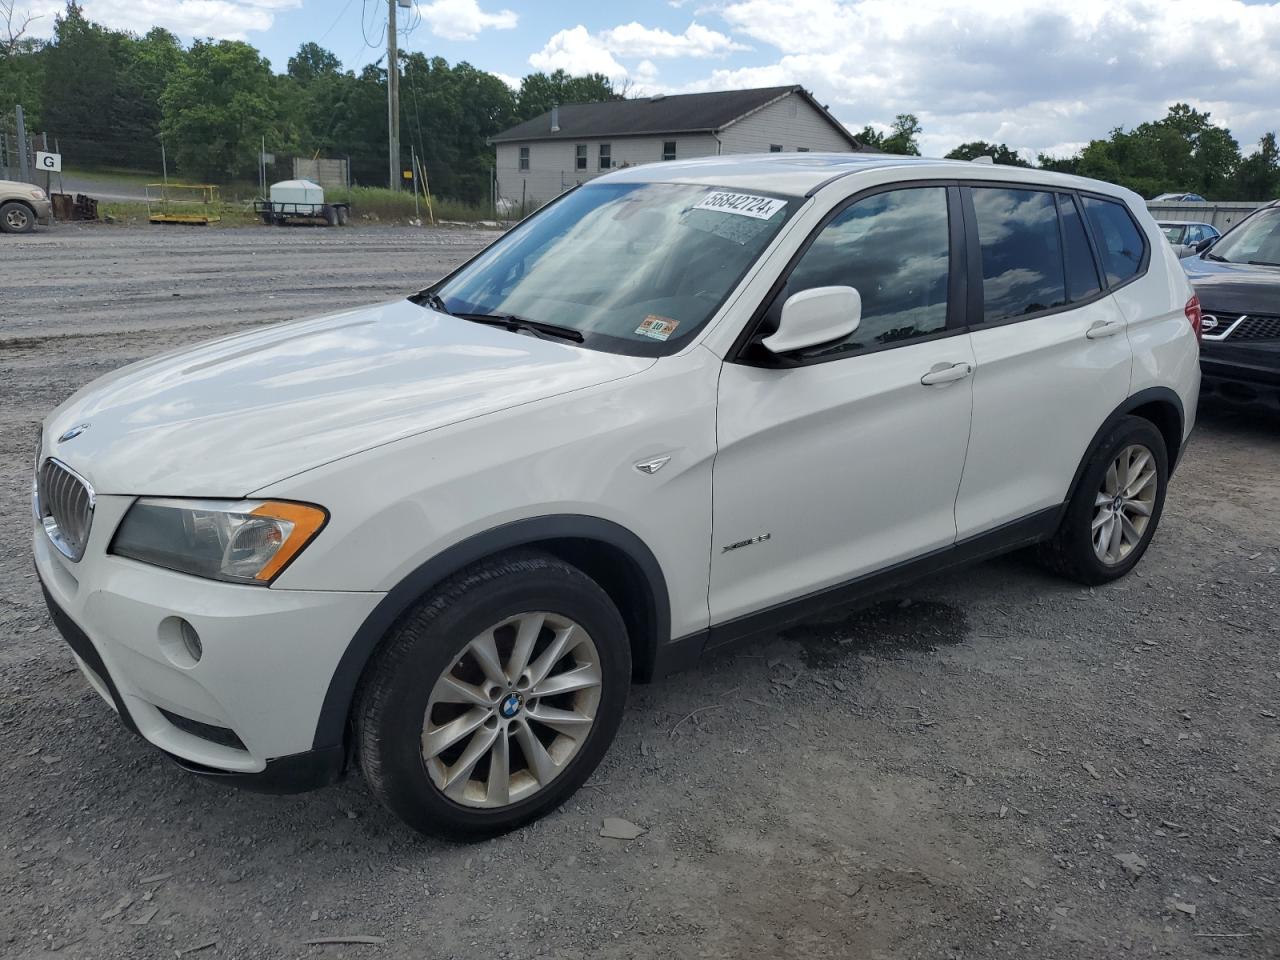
(499, 693), (523, 719)
(58, 423), (90, 443)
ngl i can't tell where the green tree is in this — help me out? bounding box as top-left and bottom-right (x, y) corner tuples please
(40, 2), (118, 164)
(859, 114), (922, 155)
(945, 140), (1030, 166)
(1235, 132), (1280, 199)
(516, 69), (616, 120)
(287, 42), (340, 84)
(160, 39), (276, 180)
(0, 0), (44, 122)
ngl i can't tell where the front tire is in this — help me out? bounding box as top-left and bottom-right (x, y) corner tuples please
(0, 201), (35, 234)
(355, 552), (630, 838)
(1038, 415), (1169, 585)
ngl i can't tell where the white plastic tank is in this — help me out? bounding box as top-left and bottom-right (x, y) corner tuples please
(269, 179), (325, 206)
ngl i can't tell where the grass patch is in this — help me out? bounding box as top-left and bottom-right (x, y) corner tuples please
(99, 199), (260, 228)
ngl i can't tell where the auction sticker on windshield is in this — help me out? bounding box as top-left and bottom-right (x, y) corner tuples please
(636, 315), (680, 341)
(693, 192), (787, 220)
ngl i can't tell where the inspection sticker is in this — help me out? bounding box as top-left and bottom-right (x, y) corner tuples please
(693, 191), (787, 220)
(635, 315), (680, 341)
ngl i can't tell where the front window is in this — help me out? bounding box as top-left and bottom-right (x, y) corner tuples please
(1208, 208), (1280, 266)
(575, 144), (587, 171)
(432, 182), (797, 356)
(1161, 225), (1185, 243)
(662, 141), (676, 161)
(518, 146), (529, 171)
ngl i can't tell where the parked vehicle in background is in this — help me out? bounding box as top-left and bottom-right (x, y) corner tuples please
(1152, 192), (1207, 202)
(254, 179), (350, 227)
(34, 155), (1200, 838)
(0, 179), (52, 233)
(1183, 199), (1280, 410)
(1158, 220), (1220, 258)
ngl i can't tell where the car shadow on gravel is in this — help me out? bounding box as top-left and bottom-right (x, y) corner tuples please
(779, 597), (969, 668)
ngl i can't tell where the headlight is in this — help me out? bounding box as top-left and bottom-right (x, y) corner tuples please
(30, 188), (46, 200)
(111, 498), (327, 585)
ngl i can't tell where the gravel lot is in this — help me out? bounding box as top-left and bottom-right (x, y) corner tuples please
(1, 224), (1277, 960)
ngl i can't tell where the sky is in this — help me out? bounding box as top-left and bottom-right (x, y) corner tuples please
(19, 0), (1280, 160)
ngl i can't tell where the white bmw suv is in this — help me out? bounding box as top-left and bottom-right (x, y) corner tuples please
(34, 155), (1201, 837)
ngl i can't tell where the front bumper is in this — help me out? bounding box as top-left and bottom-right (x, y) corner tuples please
(34, 494), (383, 791)
(1200, 351), (1280, 411)
(33, 198), (53, 224)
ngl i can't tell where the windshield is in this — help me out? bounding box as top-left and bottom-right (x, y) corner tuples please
(1209, 209), (1280, 266)
(431, 181), (798, 355)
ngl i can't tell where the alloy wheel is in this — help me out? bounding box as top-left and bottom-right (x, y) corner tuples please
(1092, 443), (1157, 565)
(4, 208), (30, 231)
(421, 611), (602, 808)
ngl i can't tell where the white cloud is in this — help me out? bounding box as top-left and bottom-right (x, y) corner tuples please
(417, 0), (517, 42)
(529, 20), (747, 83)
(23, 0), (297, 41)
(705, 0), (1280, 157)
(528, 25), (629, 81)
(598, 21), (749, 59)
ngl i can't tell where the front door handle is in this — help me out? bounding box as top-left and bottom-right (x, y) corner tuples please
(1086, 320), (1125, 339)
(920, 362), (973, 386)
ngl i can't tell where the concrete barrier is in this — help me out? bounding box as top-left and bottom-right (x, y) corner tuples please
(1145, 201), (1266, 232)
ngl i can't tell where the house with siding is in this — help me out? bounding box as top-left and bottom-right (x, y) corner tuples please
(490, 85), (868, 210)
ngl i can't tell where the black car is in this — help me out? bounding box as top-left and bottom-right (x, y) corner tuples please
(1183, 199), (1280, 410)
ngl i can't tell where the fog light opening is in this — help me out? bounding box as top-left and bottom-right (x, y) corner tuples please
(158, 616), (203, 669)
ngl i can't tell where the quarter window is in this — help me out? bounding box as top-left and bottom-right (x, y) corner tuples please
(662, 141), (677, 161)
(1081, 196), (1146, 284)
(972, 187), (1067, 322)
(781, 187), (951, 357)
(1059, 193), (1103, 302)
(575, 144), (588, 171)
(518, 146), (529, 171)
(598, 144), (611, 169)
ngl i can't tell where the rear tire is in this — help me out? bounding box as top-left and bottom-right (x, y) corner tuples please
(0, 201), (35, 234)
(355, 551), (630, 839)
(1037, 415), (1168, 585)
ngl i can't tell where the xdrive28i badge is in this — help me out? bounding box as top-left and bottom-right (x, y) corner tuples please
(57, 424), (90, 443)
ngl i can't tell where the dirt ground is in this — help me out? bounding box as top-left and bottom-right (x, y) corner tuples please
(1, 224), (1277, 960)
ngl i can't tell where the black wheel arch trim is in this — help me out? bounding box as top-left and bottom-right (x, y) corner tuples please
(1067, 387), (1186, 503)
(311, 514), (671, 751)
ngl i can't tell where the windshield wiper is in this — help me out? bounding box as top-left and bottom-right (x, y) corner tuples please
(1204, 252), (1228, 262)
(456, 312), (585, 343)
(1247, 260), (1280, 267)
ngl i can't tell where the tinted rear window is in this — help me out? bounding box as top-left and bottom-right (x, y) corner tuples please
(972, 187), (1067, 321)
(1081, 196), (1146, 284)
(1059, 193), (1103, 302)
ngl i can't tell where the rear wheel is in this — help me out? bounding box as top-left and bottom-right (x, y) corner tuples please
(0, 201), (35, 234)
(356, 552), (630, 838)
(1038, 416), (1168, 585)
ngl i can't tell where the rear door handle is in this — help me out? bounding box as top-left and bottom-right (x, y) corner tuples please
(920, 362), (973, 386)
(1086, 320), (1125, 339)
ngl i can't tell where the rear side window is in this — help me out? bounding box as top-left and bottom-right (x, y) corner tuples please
(1059, 193), (1103, 302)
(972, 187), (1066, 321)
(782, 186), (951, 356)
(1081, 196), (1146, 284)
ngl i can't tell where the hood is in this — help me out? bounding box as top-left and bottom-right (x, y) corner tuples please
(45, 299), (653, 496)
(1182, 256), (1280, 314)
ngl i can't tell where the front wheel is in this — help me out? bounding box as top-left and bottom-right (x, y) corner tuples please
(355, 552), (630, 838)
(1037, 415), (1169, 585)
(0, 201), (35, 234)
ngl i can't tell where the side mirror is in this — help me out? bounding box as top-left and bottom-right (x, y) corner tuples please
(1195, 236), (1215, 253)
(762, 286), (862, 354)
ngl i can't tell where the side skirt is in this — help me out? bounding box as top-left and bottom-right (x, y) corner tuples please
(650, 505), (1063, 678)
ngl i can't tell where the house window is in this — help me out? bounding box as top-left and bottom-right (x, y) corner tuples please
(769, 144), (783, 152)
(575, 144), (588, 171)
(518, 146), (529, 171)
(796, 147), (810, 152)
(599, 144), (611, 169)
(662, 140), (677, 161)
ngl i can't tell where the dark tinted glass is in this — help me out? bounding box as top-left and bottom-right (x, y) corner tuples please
(1059, 193), (1102, 302)
(1081, 196), (1146, 283)
(973, 188), (1066, 321)
(784, 187), (950, 355)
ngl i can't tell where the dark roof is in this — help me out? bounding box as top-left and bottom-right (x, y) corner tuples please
(491, 85), (865, 150)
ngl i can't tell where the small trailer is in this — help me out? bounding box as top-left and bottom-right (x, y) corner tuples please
(254, 179), (350, 227)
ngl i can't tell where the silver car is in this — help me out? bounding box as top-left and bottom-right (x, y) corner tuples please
(1158, 220), (1219, 258)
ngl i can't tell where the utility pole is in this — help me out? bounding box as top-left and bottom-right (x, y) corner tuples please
(15, 104), (30, 183)
(386, 0), (402, 192)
